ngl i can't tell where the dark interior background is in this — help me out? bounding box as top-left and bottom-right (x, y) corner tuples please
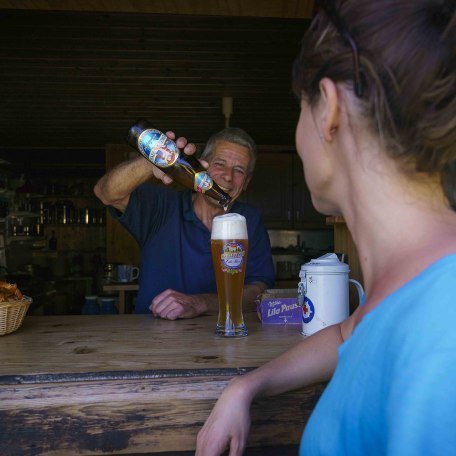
(0, 1), (325, 316)
(0, 1), (314, 175)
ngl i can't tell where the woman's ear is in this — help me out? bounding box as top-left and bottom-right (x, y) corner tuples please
(319, 78), (339, 141)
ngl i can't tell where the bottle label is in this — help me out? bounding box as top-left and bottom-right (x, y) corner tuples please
(138, 129), (179, 168)
(194, 171), (214, 193)
(220, 241), (245, 274)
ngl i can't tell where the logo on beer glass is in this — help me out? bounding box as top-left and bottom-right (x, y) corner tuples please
(220, 242), (245, 274)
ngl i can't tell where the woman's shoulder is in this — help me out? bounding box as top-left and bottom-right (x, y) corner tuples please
(351, 253), (456, 339)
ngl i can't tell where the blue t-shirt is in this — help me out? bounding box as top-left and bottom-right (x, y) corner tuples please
(110, 185), (275, 313)
(300, 254), (456, 455)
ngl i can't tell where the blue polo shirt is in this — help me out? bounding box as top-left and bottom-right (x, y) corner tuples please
(109, 184), (275, 313)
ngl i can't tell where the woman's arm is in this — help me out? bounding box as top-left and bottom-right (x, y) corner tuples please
(196, 312), (357, 456)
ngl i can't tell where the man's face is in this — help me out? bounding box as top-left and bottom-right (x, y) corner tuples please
(206, 140), (252, 205)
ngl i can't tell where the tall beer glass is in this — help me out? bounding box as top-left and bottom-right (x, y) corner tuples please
(211, 213), (248, 337)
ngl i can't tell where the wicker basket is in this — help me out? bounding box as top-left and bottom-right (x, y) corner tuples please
(0, 297), (32, 336)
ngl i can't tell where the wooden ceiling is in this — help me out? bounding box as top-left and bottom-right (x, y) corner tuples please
(0, 1), (313, 170)
(0, 1), (314, 18)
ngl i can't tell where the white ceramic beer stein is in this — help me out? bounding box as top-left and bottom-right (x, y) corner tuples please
(298, 253), (364, 336)
(117, 264), (140, 283)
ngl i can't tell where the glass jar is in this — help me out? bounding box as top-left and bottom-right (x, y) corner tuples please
(82, 295), (100, 315)
(99, 297), (118, 314)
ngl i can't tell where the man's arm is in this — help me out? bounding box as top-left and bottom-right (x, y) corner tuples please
(195, 323), (343, 456)
(196, 311), (359, 456)
(150, 281), (268, 320)
(93, 134), (195, 212)
(93, 155), (168, 212)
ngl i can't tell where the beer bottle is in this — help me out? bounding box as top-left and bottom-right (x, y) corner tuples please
(126, 120), (231, 208)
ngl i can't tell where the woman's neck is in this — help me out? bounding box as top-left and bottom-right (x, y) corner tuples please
(342, 166), (456, 307)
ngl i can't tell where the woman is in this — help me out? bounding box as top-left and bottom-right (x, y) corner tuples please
(196, 0), (456, 454)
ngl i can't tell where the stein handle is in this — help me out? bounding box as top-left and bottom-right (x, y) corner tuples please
(349, 279), (365, 306)
(131, 267), (140, 281)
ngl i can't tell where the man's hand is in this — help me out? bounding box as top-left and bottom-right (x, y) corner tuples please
(150, 289), (210, 320)
(151, 132), (199, 185)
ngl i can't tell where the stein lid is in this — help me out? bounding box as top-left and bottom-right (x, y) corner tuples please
(299, 253), (349, 276)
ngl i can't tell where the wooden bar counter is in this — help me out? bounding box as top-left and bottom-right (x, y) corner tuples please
(0, 313), (325, 455)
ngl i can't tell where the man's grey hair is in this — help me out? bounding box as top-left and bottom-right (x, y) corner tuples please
(201, 127), (257, 174)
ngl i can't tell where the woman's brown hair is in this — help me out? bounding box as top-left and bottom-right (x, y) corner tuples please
(292, 0), (456, 208)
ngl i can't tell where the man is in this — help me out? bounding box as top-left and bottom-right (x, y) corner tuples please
(94, 127), (275, 318)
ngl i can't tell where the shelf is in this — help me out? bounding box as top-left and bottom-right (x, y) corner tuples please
(7, 235), (43, 240)
(37, 195), (97, 200)
(7, 211), (40, 218)
(44, 223), (104, 228)
(32, 250), (58, 258)
(6, 235), (45, 245)
(15, 193), (44, 198)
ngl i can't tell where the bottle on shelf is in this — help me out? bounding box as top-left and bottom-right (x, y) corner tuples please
(49, 230), (57, 250)
(126, 120), (231, 209)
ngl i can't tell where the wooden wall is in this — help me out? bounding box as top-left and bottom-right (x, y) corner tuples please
(0, 1), (314, 18)
(0, 5), (312, 159)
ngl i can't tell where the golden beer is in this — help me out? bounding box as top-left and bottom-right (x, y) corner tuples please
(211, 214), (248, 337)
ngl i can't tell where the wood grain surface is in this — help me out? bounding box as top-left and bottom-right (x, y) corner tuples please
(0, 313), (325, 455)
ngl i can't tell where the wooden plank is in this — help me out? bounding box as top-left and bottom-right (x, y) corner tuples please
(0, 314), (305, 375)
(0, 19), (306, 35)
(0, 375), (324, 455)
(0, 0), (315, 19)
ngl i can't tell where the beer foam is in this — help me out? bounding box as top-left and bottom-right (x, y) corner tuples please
(211, 213), (248, 239)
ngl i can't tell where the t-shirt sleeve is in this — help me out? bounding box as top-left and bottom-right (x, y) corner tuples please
(244, 208), (275, 289)
(108, 184), (167, 247)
